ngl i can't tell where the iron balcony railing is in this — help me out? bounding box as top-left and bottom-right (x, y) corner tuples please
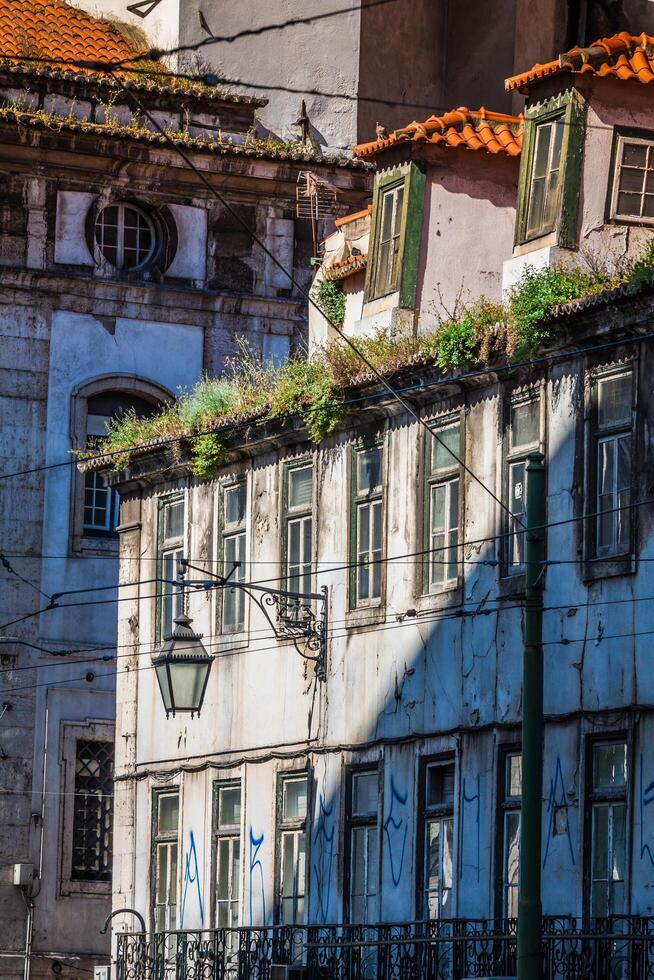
(116, 916), (654, 980)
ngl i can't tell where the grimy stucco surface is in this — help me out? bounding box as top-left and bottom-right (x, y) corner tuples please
(0, 71), (369, 980)
(71, 0), (616, 147)
(108, 306), (654, 938)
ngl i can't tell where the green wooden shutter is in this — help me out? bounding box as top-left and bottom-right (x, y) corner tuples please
(399, 162), (427, 309)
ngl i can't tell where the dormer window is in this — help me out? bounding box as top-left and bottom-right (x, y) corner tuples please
(515, 93), (586, 249)
(611, 136), (654, 222)
(365, 163), (426, 308)
(372, 182), (405, 297)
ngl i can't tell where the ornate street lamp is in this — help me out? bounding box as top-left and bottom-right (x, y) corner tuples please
(152, 613), (213, 718)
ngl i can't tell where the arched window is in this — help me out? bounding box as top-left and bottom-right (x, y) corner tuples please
(83, 391), (158, 535)
(71, 378), (171, 551)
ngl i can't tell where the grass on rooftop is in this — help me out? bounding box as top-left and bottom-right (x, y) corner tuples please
(84, 242), (654, 478)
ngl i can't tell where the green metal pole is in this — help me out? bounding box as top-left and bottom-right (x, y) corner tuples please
(517, 450), (546, 980)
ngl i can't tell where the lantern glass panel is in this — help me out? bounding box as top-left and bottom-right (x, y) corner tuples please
(167, 659), (210, 712)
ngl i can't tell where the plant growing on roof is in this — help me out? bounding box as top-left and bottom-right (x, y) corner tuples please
(313, 277), (346, 328)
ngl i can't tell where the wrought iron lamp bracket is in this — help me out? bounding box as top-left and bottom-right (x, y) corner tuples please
(178, 560), (328, 681)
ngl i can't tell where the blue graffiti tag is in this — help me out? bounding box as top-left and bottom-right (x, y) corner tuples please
(640, 754), (654, 867)
(312, 793), (335, 923)
(543, 755), (575, 869)
(383, 776), (408, 887)
(180, 830), (204, 927)
(249, 826), (266, 925)
(460, 775), (480, 882)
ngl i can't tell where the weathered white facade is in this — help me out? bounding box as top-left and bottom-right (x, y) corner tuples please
(97, 30), (654, 977)
(0, 28), (369, 980)
(106, 296), (654, 942)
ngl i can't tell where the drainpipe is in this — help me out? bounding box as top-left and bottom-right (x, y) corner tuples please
(516, 452), (545, 979)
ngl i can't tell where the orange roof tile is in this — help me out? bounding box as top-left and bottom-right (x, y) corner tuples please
(323, 252), (368, 281)
(354, 107), (523, 161)
(0, 0), (147, 75)
(334, 205), (372, 227)
(506, 31), (654, 92)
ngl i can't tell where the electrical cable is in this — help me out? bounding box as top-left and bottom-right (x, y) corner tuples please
(5, 609), (654, 697)
(1, 492), (652, 635)
(5, 580), (654, 682)
(1, 322), (652, 486)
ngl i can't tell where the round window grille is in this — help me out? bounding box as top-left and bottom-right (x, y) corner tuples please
(95, 203), (156, 270)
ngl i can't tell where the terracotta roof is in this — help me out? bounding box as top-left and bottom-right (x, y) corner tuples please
(323, 253), (368, 281)
(355, 107), (523, 160)
(0, 0), (146, 75)
(506, 31), (654, 92)
(0, 106), (370, 168)
(334, 205), (372, 227)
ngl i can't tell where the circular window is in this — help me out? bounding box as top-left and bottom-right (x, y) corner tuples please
(94, 203), (156, 271)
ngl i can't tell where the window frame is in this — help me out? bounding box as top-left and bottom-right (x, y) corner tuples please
(281, 458), (314, 599)
(502, 389), (544, 578)
(364, 163), (426, 309)
(275, 772), (310, 925)
(583, 361), (637, 576)
(69, 376), (172, 556)
(610, 131), (654, 226)
(215, 479), (249, 638)
(583, 735), (630, 921)
(416, 755), (456, 920)
(343, 766), (380, 924)
(495, 745), (521, 921)
(515, 91), (587, 248)
(94, 201), (156, 272)
(59, 720), (114, 897)
(155, 492), (186, 644)
(349, 440), (385, 611)
(211, 779), (242, 934)
(151, 787), (180, 934)
(422, 417), (463, 595)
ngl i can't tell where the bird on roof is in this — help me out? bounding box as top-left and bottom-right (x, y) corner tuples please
(376, 121), (389, 141)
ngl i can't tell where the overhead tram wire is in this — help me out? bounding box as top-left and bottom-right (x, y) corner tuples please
(6, 614), (654, 697)
(1, 493), (653, 635)
(6, 585), (654, 679)
(2, 324), (654, 485)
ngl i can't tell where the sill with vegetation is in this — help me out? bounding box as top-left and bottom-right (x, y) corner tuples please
(78, 243), (654, 479)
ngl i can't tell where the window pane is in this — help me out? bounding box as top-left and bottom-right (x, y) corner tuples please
(219, 786), (241, 828)
(283, 778), (308, 821)
(379, 189), (395, 243)
(225, 485), (246, 526)
(623, 142), (648, 168)
(431, 424), (460, 472)
(357, 448), (382, 494)
(163, 500), (184, 542)
(289, 466), (312, 509)
(217, 839), (230, 900)
(593, 742), (627, 790)
(426, 763), (455, 808)
(156, 844), (169, 904)
(533, 122), (553, 179)
(158, 793), (179, 834)
(504, 811), (520, 917)
(506, 754), (522, 798)
(592, 804), (609, 881)
(511, 401), (539, 449)
(598, 374), (631, 428)
(352, 771), (378, 817)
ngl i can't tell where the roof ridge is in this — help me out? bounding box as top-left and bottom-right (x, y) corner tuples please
(506, 29), (654, 92)
(354, 105), (523, 160)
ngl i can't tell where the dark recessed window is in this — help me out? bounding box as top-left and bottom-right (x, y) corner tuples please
(71, 739), (113, 882)
(95, 203), (156, 270)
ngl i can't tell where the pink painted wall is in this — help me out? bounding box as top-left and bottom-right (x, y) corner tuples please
(415, 150), (519, 330)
